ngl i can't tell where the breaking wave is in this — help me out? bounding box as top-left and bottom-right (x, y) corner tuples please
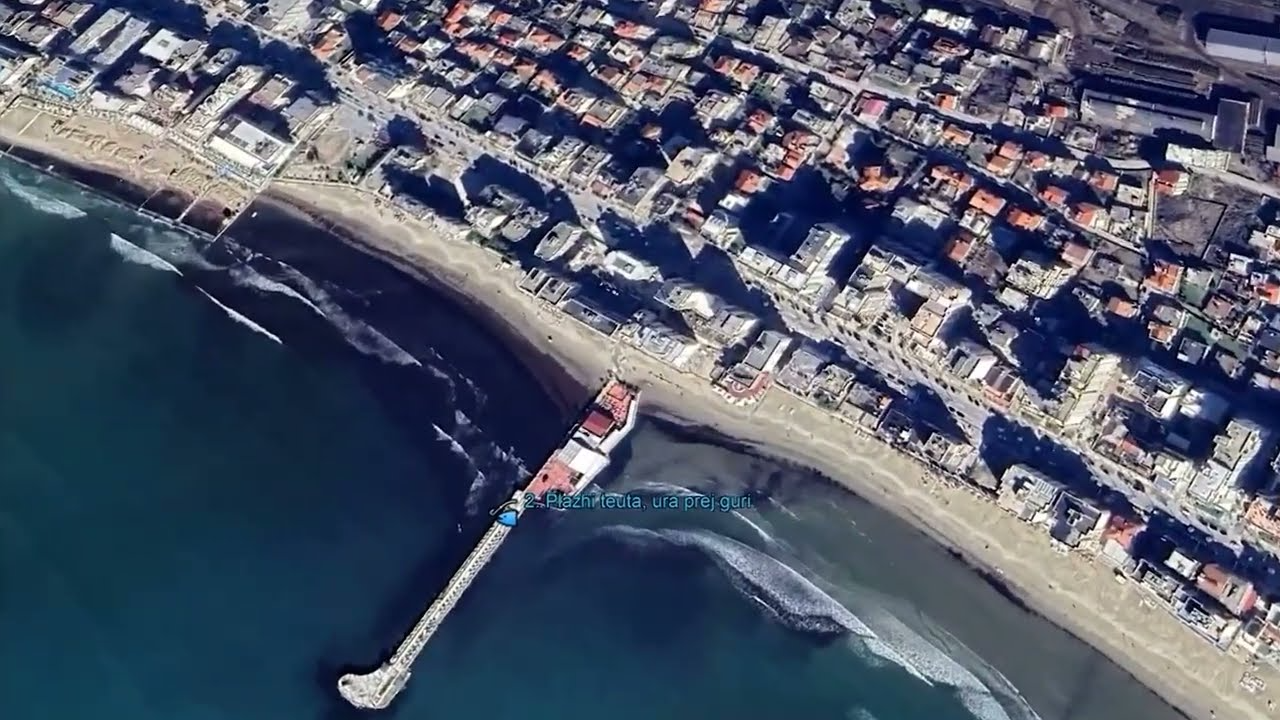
(599, 526), (1037, 720)
(432, 410), (529, 516)
(1, 173), (88, 219)
(273, 262), (421, 367)
(601, 526), (926, 678)
(433, 422), (489, 514)
(228, 264), (323, 315)
(855, 605), (1041, 720)
(632, 482), (778, 546)
(196, 288), (282, 345)
(109, 233), (182, 275)
(129, 227), (222, 271)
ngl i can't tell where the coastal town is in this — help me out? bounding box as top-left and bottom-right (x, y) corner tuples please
(4, 0), (1280, 714)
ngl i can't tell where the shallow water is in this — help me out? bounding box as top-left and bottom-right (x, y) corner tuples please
(0, 158), (1187, 720)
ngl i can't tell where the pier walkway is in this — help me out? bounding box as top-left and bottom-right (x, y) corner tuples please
(337, 494), (526, 709)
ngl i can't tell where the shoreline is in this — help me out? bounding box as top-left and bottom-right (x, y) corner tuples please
(0, 122), (1270, 720)
(264, 180), (1270, 720)
(247, 195), (591, 420)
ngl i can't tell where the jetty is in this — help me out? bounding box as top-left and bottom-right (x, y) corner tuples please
(337, 504), (526, 709)
(338, 380), (639, 709)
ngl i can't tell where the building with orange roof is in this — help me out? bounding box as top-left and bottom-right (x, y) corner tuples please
(734, 169), (766, 194)
(491, 48), (517, 67)
(444, 1), (468, 25)
(1255, 280), (1280, 305)
(1097, 514), (1144, 566)
(935, 93), (958, 110)
(395, 36), (420, 54)
(986, 154), (1016, 177)
(859, 165), (898, 192)
(1039, 185), (1069, 207)
(945, 230), (976, 264)
(745, 109), (773, 134)
(1059, 240), (1094, 268)
(997, 141), (1023, 160)
(1148, 321), (1176, 346)
(1245, 498), (1280, 551)
(969, 188), (1007, 216)
(1023, 152), (1049, 170)
(1154, 169), (1189, 196)
(940, 124), (973, 146)
(1106, 296), (1138, 318)
(1071, 203), (1106, 229)
(856, 95), (889, 123)
(527, 27), (564, 52)
(1144, 260), (1183, 295)
(310, 26), (347, 62)
(1089, 171), (1119, 193)
(376, 10), (402, 31)
(1006, 207), (1044, 232)
(1041, 102), (1069, 118)
(1197, 564), (1259, 617)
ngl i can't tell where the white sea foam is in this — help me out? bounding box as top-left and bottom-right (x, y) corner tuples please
(768, 497), (802, 521)
(131, 226), (222, 271)
(635, 482), (777, 546)
(274, 262), (420, 366)
(228, 265), (323, 315)
(434, 421), (488, 514)
(432, 414), (527, 514)
(730, 510), (777, 545)
(1, 173), (87, 219)
(601, 526), (930, 684)
(109, 233), (182, 275)
(432, 423), (469, 460)
(196, 288), (282, 345)
(856, 605), (1040, 720)
(635, 481), (703, 498)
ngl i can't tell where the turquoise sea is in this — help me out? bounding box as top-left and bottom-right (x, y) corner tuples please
(0, 158), (1189, 720)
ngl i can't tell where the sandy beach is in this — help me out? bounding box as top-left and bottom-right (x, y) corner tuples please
(0, 100), (1276, 719)
(262, 178), (1280, 720)
(0, 101), (252, 226)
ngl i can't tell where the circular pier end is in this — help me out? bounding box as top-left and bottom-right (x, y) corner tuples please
(337, 666), (410, 710)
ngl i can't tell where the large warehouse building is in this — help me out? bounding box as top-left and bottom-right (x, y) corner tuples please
(1203, 28), (1280, 66)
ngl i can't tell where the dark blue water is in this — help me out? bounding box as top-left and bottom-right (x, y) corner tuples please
(0, 159), (1187, 720)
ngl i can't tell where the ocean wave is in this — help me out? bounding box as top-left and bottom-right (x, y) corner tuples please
(601, 526), (1037, 720)
(435, 420), (488, 514)
(432, 423), (470, 461)
(109, 233), (182, 275)
(196, 288), (282, 345)
(1, 172), (87, 219)
(854, 604), (1041, 720)
(598, 526), (930, 684)
(768, 497), (802, 521)
(433, 412), (528, 515)
(228, 264), (323, 316)
(633, 482), (778, 546)
(273, 262), (420, 367)
(130, 225), (222, 271)
(633, 481), (703, 498)
(729, 510), (776, 546)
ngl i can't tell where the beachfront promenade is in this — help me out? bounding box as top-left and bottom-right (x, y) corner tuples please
(338, 494), (525, 709)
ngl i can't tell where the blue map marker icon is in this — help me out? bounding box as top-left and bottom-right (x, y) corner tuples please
(492, 499), (519, 528)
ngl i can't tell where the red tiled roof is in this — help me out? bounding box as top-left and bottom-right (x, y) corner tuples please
(525, 458), (577, 498)
(582, 410), (614, 437)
